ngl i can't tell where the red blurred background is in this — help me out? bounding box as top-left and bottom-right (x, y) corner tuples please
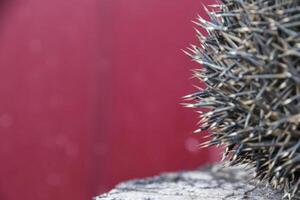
(0, 0), (218, 199)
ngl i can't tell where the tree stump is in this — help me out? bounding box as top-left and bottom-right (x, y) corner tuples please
(95, 164), (282, 200)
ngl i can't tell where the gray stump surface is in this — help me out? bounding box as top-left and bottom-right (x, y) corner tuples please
(95, 164), (282, 200)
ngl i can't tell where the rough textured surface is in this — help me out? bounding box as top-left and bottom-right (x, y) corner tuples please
(95, 164), (282, 200)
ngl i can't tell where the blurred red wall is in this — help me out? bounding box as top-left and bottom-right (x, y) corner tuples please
(0, 0), (217, 200)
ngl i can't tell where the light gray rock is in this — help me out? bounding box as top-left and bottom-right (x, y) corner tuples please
(95, 164), (282, 200)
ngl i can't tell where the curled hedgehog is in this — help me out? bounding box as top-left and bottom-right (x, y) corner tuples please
(184, 0), (300, 199)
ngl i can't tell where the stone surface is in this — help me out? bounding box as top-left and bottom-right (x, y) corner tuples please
(95, 164), (282, 200)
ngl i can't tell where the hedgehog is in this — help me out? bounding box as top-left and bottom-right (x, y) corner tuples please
(184, 0), (300, 199)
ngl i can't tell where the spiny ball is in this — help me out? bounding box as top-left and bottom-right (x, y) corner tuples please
(185, 0), (300, 199)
